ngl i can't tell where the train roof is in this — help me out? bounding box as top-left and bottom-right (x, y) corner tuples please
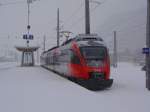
(47, 46), (59, 51)
(61, 34), (105, 46)
(42, 46), (58, 54)
(42, 34), (106, 54)
(75, 34), (103, 41)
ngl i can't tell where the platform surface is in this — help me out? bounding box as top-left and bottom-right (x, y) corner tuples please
(0, 62), (149, 112)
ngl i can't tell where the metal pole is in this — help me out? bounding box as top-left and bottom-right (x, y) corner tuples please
(28, 1), (30, 29)
(113, 31), (117, 68)
(146, 0), (150, 90)
(43, 35), (46, 52)
(22, 52), (24, 66)
(57, 8), (60, 46)
(85, 0), (90, 34)
(27, 0), (30, 47)
(37, 49), (39, 64)
(32, 52), (34, 66)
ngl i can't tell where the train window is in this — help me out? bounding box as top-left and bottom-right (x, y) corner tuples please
(70, 50), (80, 64)
(80, 46), (106, 60)
(58, 49), (71, 63)
(53, 54), (59, 65)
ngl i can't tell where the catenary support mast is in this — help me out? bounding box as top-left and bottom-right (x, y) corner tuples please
(57, 8), (60, 46)
(113, 31), (117, 68)
(146, 0), (150, 90)
(85, 0), (90, 34)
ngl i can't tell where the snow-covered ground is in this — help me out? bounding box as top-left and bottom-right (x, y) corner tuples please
(0, 62), (17, 71)
(0, 62), (149, 112)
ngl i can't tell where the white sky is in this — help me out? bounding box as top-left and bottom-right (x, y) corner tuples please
(0, 0), (147, 50)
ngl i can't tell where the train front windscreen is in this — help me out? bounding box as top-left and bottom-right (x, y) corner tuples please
(80, 46), (106, 67)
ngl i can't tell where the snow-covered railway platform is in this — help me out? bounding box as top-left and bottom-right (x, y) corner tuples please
(0, 62), (149, 112)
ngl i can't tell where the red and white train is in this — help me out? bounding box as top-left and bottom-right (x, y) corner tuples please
(41, 34), (113, 90)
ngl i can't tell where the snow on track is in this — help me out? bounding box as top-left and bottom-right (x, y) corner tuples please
(0, 62), (149, 112)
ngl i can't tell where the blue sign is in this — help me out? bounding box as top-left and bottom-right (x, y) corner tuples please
(29, 35), (34, 40)
(23, 34), (34, 40)
(143, 48), (150, 54)
(23, 34), (28, 39)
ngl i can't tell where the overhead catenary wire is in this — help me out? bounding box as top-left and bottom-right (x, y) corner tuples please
(32, 0), (106, 49)
(68, 3), (101, 30)
(65, 0), (107, 30)
(63, 1), (84, 26)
